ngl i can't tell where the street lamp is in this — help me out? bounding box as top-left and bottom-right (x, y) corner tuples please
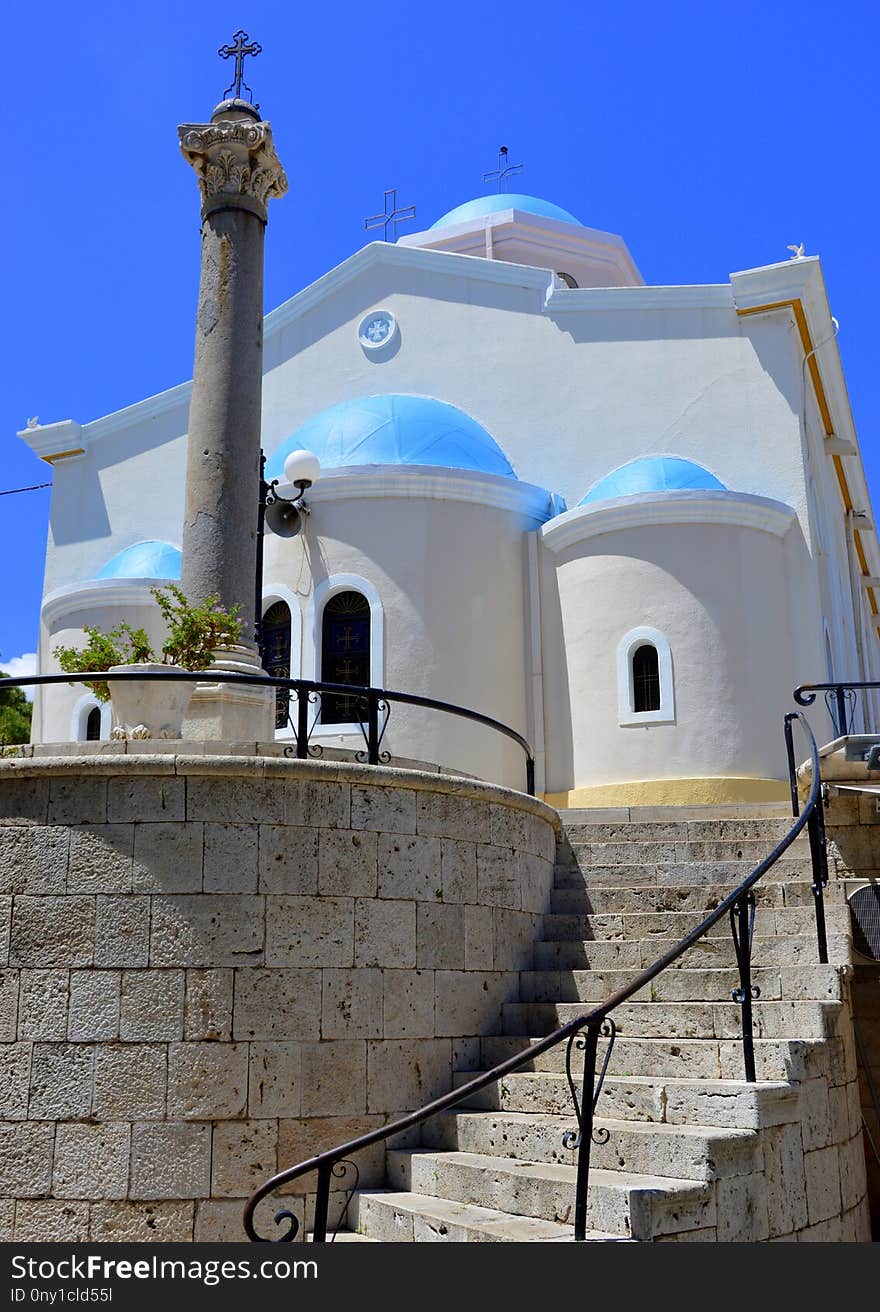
(255, 448), (321, 655)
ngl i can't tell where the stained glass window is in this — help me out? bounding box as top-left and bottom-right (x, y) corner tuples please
(263, 600), (292, 730)
(321, 591), (370, 724)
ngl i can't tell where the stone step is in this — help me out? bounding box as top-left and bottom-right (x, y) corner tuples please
(420, 1109), (760, 1182)
(532, 933), (849, 970)
(559, 818), (805, 844)
(500, 998), (835, 1041)
(452, 1071), (799, 1128)
(558, 838), (810, 868)
(543, 902), (846, 939)
(550, 860), (815, 887)
(386, 1149), (714, 1240)
(558, 804), (792, 825)
(306, 1231), (379, 1242)
(476, 1033), (823, 1081)
(518, 963), (844, 1004)
(545, 882), (791, 912)
(348, 1189), (593, 1242)
(550, 881), (846, 911)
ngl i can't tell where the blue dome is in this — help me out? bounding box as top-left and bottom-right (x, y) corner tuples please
(266, 395), (517, 481)
(95, 540), (182, 580)
(579, 458), (726, 505)
(431, 193), (582, 229)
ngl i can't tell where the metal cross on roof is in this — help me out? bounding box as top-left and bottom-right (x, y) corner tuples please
(218, 29), (262, 103)
(482, 146), (524, 193)
(364, 188), (417, 242)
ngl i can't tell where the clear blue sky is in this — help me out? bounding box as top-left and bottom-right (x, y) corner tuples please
(2, 0), (878, 672)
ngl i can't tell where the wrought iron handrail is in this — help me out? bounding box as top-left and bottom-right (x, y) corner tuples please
(243, 711), (826, 1242)
(794, 679), (880, 739)
(0, 669), (535, 795)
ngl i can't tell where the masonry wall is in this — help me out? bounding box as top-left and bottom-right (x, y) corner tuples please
(0, 754), (558, 1242)
(851, 966), (880, 1238)
(825, 788), (880, 1240)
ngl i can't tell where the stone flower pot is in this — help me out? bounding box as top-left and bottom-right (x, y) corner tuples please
(107, 663), (198, 740)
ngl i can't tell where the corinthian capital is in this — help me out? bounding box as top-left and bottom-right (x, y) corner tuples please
(178, 115), (288, 222)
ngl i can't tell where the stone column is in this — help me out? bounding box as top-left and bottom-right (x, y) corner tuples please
(177, 100), (287, 740)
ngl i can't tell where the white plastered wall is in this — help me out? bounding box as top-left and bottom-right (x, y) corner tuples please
(28, 246), (880, 778)
(261, 472), (542, 789)
(539, 513), (810, 798)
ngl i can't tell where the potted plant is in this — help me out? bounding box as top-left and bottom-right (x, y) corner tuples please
(54, 584), (243, 739)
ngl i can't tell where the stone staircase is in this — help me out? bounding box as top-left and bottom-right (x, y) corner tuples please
(338, 807), (867, 1241)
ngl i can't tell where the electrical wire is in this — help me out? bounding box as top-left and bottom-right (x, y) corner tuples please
(0, 482), (51, 496)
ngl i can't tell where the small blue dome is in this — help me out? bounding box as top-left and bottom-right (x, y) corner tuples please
(266, 395), (517, 481)
(431, 193), (582, 229)
(95, 540), (182, 580)
(579, 458), (726, 505)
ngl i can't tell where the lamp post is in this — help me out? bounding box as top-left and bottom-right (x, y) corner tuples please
(255, 449), (321, 658)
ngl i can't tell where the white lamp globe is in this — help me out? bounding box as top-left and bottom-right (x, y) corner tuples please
(283, 448), (321, 490)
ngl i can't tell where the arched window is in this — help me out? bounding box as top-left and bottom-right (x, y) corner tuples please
(321, 590), (371, 724)
(262, 600), (292, 729)
(617, 627), (675, 726)
(71, 695), (111, 743)
(632, 644), (661, 713)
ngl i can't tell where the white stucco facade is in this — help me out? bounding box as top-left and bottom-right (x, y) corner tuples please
(20, 199), (880, 805)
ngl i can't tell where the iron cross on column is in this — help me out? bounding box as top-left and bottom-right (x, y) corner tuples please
(482, 145), (523, 193)
(218, 29), (262, 103)
(364, 189), (416, 242)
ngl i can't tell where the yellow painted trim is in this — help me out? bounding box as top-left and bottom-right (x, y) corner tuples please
(545, 777), (790, 809)
(736, 299), (878, 623)
(41, 449), (84, 464)
(738, 299), (833, 434)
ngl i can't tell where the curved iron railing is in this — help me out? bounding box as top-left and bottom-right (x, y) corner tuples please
(243, 710), (827, 1243)
(794, 679), (880, 739)
(0, 669), (535, 795)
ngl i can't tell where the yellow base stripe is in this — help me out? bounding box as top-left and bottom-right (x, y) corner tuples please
(545, 777), (790, 809)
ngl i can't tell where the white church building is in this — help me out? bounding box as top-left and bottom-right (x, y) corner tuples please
(20, 192), (880, 808)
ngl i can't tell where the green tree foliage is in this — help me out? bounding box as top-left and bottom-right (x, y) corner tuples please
(0, 671), (33, 743)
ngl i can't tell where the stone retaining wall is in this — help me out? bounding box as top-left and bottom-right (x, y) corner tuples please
(825, 788), (880, 1239)
(0, 755), (559, 1241)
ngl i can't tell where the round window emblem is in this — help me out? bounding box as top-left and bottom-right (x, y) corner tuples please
(358, 310), (398, 352)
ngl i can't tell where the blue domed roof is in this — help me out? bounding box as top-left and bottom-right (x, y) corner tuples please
(95, 540), (182, 580)
(431, 193), (582, 229)
(266, 395), (517, 481)
(579, 458), (726, 505)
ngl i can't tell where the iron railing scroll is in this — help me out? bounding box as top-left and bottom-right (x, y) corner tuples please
(794, 680), (874, 740)
(241, 710), (828, 1243)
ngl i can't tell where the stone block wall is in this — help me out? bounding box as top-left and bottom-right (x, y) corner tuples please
(764, 974), (872, 1242)
(825, 788), (880, 1239)
(851, 966), (880, 1239)
(0, 754), (559, 1241)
